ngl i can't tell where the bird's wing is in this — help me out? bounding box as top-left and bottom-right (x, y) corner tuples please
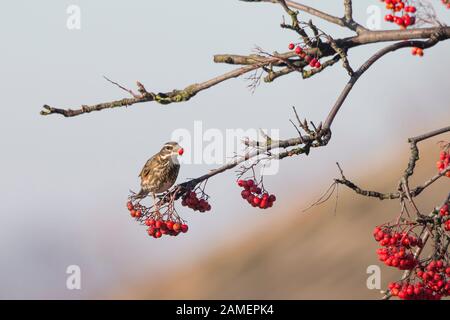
(139, 155), (158, 178)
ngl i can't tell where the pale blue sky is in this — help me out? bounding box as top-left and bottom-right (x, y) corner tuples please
(0, 1), (449, 298)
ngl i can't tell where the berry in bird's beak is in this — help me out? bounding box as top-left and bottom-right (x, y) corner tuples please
(178, 148), (184, 156)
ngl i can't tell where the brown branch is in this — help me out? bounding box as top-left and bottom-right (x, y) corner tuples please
(343, 0), (353, 22)
(41, 2), (450, 118)
(409, 125), (450, 143)
(335, 161), (450, 202)
(302, 54), (341, 79)
(347, 27), (450, 47)
(40, 62), (274, 117)
(335, 125), (450, 202)
(334, 162), (401, 200)
(241, 0), (367, 33)
(411, 164), (450, 197)
(214, 53), (295, 66)
(177, 134), (308, 191)
(264, 67), (294, 82)
(323, 35), (447, 130)
(402, 125), (450, 186)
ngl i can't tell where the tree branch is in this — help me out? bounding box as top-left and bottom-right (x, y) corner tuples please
(335, 125), (450, 202)
(40, 3), (450, 120)
(241, 0), (367, 33)
(40, 61), (276, 117)
(323, 35), (447, 130)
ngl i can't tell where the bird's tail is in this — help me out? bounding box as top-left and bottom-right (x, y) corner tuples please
(132, 188), (148, 200)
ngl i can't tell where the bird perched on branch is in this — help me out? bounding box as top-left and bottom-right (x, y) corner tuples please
(136, 141), (184, 200)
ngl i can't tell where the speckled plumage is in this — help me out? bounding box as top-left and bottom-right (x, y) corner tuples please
(138, 142), (181, 197)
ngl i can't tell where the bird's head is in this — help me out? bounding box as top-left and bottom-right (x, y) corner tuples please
(160, 141), (184, 161)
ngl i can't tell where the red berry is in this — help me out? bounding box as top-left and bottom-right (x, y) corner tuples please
(147, 227), (155, 236)
(373, 227), (381, 235)
(309, 58), (318, 67)
(173, 223), (181, 232)
(288, 43), (295, 50)
(181, 224), (189, 233)
(394, 17), (404, 26)
(259, 199), (267, 209)
(166, 221), (174, 230)
(403, 14), (411, 26)
(407, 6), (416, 13)
(127, 201), (133, 210)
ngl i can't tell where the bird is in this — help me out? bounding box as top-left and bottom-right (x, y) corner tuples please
(136, 141), (184, 201)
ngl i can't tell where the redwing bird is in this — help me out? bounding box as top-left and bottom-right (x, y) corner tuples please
(136, 141), (184, 200)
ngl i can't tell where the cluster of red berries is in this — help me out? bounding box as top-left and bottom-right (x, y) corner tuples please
(442, 0), (450, 9)
(381, 0), (416, 28)
(288, 43), (321, 69)
(237, 179), (276, 209)
(127, 201), (142, 218)
(181, 191), (211, 212)
(144, 218), (188, 239)
(416, 260), (450, 297)
(390, 260), (450, 300)
(127, 201), (188, 239)
(437, 150), (450, 177)
(373, 226), (422, 270)
(388, 281), (436, 300)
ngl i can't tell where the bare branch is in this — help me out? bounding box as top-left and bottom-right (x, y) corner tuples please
(409, 125), (450, 143)
(40, 62), (274, 117)
(241, 0), (367, 33)
(41, 24), (450, 118)
(323, 34), (447, 130)
(343, 0), (353, 22)
(334, 163), (401, 200)
(334, 125), (450, 202)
